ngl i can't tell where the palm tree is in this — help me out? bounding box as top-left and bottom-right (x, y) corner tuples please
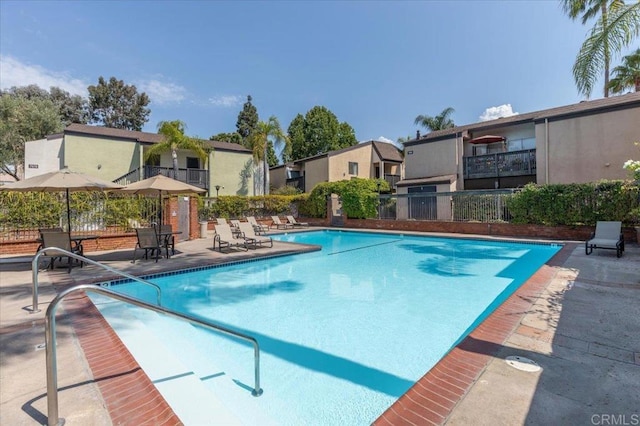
(145, 120), (208, 179)
(608, 48), (640, 93)
(247, 116), (290, 195)
(414, 107), (455, 132)
(563, 0), (640, 98)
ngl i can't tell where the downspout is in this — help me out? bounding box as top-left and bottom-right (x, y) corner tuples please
(545, 118), (549, 184)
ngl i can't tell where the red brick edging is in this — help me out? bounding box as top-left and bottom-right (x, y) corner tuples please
(63, 294), (181, 425)
(373, 244), (573, 425)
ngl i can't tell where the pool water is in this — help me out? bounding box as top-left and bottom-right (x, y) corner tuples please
(93, 230), (560, 425)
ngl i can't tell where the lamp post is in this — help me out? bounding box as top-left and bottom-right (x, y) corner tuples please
(215, 185), (221, 197)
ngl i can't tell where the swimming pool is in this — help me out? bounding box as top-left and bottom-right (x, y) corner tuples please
(93, 230), (560, 425)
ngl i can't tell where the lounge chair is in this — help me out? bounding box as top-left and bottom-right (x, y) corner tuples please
(216, 218), (228, 225)
(286, 215), (308, 228)
(41, 230), (83, 272)
(246, 216), (270, 235)
(230, 219), (243, 237)
(133, 227), (162, 263)
(214, 223), (249, 253)
(238, 222), (273, 248)
(271, 215), (293, 230)
(585, 221), (624, 258)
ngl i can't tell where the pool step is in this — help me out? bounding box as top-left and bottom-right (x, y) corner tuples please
(93, 299), (275, 425)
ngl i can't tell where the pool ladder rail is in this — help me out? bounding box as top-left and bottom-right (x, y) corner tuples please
(31, 247), (264, 426)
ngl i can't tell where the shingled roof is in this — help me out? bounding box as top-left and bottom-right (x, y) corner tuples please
(63, 123), (250, 153)
(405, 92), (640, 145)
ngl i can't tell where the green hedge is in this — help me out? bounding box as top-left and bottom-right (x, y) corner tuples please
(507, 181), (640, 226)
(199, 194), (309, 220)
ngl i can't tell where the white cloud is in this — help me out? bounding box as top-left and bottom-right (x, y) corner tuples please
(0, 55), (88, 96)
(479, 104), (519, 122)
(137, 79), (187, 105)
(208, 95), (244, 107)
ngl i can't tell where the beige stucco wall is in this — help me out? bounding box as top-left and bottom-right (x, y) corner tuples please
(304, 157), (329, 192)
(328, 145), (373, 181)
(404, 137), (458, 181)
(64, 135), (141, 181)
(24, 136), (63, 178)
(535, 106), (640, 184)
(209, 151), (255, 197)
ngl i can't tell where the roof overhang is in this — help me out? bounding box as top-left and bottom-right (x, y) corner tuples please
(396, 174), (457, 187)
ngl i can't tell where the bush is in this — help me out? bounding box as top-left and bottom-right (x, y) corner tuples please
(299, 178), (389, 219)
(199, 194), (309, 220)
(507, 181), (639, 226)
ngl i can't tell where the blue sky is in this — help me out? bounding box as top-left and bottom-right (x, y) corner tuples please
(0, 1), (624, 149)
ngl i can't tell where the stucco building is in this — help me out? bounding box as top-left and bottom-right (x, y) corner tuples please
(23, 124), (256, 197)
(270, 140), (403, 193)
(396, 93), (640, 220)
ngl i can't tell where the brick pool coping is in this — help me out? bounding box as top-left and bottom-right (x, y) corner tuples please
(65, 241), (575, 425)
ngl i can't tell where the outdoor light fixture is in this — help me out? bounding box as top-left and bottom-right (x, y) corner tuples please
(215, 185), (222, 197)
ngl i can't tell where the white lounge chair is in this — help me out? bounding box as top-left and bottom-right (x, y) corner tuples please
(216, 217), (228, 225)
(238, 222), (273, 248)
(271, 215), (293, 230)
(585, 221), (624, 258)
(246, 216), (269, 235)
(286, 215), (308, 228)
(214, 223), (248, 253)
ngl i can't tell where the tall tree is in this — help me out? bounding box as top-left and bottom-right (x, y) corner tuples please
(414, 107), (456, 132)
(608, 48), (640, 93)
(87, 76), (150, 130)
(247, 116), (289, 195)
(0, 94), (63, 180)
(235, 95), (259, 146)
(145, 120), (208, 179)
(210, 132), (243, 144)
(3, 84), (88, 126)
(49, 87), (89, 125)
(562, 0), (640, 98)
(287, 106), (357, 161)
(266, 141), (279, 167)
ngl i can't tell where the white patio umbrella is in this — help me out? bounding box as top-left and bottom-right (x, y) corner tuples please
(0, 169), (123, 232)
(119, 174), (206, 226)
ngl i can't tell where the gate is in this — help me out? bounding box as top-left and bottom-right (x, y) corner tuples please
(177, 197), (190, 241)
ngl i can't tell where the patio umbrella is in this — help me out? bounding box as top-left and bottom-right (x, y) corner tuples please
(0, 169), (123, 232)
(119, 174), (206, 226)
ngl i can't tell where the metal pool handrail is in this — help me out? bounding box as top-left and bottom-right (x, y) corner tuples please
(45, 284), (263, 426)
(31, 247), (162, 312)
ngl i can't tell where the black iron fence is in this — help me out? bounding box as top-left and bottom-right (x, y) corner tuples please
(378, 189), (517, 222)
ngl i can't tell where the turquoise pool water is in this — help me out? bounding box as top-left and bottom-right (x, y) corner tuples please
(94, 230), (560, 425)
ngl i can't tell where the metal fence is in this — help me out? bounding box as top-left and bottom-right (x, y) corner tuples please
(378, 189), (517, 222)
(0, 192), (162, 242)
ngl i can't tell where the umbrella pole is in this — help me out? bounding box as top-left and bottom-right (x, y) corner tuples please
(66, 189), (71, 233)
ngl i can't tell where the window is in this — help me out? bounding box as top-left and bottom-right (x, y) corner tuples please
(186, 157), (200, 169)
(348, 162), (358, 175)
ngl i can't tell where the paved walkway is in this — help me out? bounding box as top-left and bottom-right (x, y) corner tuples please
(1, 230), (638, 425)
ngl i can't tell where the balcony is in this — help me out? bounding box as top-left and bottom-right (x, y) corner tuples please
(113, 166), (209, 189)
(464, 149), (536, 179)
(384, 174), (401, 188)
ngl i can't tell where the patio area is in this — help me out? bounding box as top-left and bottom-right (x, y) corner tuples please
(1, 229), (639, 425)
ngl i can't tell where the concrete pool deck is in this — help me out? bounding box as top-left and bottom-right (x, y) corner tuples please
(1, 228), (639, 425)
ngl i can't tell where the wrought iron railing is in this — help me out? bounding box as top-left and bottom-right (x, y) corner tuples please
(383, 174), (401, 188)
(378, 189), (517, 222)
(463, 149), (536, 179)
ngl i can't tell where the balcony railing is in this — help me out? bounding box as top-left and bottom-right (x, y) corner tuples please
(464, 149), (536, 179)
(384, 174), (401, 188)
(114, 166), (209, 190)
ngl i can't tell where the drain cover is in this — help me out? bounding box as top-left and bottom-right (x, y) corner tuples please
(505, 356), (541, 372)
